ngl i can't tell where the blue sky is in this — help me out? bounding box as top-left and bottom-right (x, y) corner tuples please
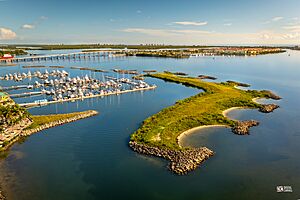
(0, 0), (300, 45)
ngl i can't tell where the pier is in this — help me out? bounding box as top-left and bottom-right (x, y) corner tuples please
(18, 86), (157, 108)
(1, 85), (29, 91)
(0, 50), (125, 63)
(9, 91), (43, 98)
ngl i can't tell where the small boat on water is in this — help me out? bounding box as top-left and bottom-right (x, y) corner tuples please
(0, 54), (14, 60)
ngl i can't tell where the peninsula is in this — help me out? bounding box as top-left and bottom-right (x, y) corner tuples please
(129, 72), (281, 175)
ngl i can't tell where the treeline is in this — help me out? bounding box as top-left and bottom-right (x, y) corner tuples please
(0, 49), (27, 57)
(0, 100), (31, 132)
(2, 44), (210, 50)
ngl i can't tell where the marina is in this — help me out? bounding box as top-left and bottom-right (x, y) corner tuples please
(0, 69), (156, 108)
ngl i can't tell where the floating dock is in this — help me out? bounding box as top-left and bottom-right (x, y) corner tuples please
(18, 86), (157, 108)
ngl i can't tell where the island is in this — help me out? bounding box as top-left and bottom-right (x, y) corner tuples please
(129, 72), (281, 175)
(0, 93), (98, 152)
(125, 47), (285, 58)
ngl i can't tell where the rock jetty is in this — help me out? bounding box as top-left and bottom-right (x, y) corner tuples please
(232, 120), (259, 135)
(259, 104), (279, 113)
(21, 110), (98, 136)
(198, 75), (217, 80)
(129, 141), (214, 175)
(261, 90), (282, 100)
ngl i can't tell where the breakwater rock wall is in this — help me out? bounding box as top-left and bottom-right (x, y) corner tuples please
(259, 104), (279, 113)
(129, 141), (214, 175)
(232, 120), (259, 135)
(21, 110), (98, 136)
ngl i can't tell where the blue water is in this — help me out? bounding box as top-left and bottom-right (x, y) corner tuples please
(1, 50), (300, 200)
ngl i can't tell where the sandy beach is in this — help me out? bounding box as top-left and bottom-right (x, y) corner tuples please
(177, 125), (228, 147)
(177, 98), (264, 147)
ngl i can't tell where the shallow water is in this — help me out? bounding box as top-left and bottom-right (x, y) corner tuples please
(1, 50), (300, 200)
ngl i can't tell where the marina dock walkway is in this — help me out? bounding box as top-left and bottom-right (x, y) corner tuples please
(19, 86), (156, 108)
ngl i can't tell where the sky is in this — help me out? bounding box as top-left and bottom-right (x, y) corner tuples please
(0, 0), (300, 45)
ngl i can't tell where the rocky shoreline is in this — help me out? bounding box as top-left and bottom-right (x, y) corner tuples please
(129, 141), (214, 175)
(232, 120), (259, 135)
(198, 75), (217, 80)
(21, 110), (98, 136)
(259, 104), (280, 113)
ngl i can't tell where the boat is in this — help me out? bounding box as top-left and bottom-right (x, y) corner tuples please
(0, 54), (14, 60)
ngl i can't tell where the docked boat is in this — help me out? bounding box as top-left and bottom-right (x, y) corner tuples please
(0, 54), (14, 60)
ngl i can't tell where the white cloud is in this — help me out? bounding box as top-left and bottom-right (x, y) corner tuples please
(224, 23), (232, 26)
(0, 27), (17, 40)
(283, 33), (300, 39)
(272, 16), (284, 22)
(283, 25), (300, 32)
(172, 29), (211, 34)
(123, 28), (178, 37)
(173, 21), (208, 26)
(136, 10), (142, 14)
(123, 28), (211, 37)
(40, 16), (48, 20)
(122, 27), (300, 45)
(21, 24), (35, 29)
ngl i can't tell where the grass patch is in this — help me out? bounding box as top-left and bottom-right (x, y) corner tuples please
(130, 73), (278, 150)
(26, 111), (93, 130)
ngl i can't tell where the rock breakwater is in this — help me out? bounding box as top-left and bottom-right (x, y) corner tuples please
(129, 141), (214, 175)
(21, 110), (98, 136)
(232, 120), (259, 135)
(259, 104), (279, 113)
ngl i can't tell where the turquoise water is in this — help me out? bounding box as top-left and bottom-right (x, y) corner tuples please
(1, 50), (300, 200)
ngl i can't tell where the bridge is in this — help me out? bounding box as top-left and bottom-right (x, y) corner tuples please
(0, 50), (126, 63)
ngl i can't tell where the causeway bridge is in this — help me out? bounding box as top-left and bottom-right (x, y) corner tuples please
(0, 50), (126, 63)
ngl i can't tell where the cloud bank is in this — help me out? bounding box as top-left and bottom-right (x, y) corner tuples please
(0, 28), (17, 40)
(173, 21), (208, 26)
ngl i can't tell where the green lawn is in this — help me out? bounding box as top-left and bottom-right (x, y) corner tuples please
(130, 73), (278, 150)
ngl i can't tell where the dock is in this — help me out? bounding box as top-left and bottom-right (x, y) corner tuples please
(1, 85), (29, 91)
(9, 91), (43, 98)
(18, 86), (157, 108)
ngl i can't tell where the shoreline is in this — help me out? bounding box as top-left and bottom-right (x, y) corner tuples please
(177, 125), (228, 148)
(0, 110), (99, 200)
(21, 110), (98, 137)
(130, 73), (281, 175)
(0, 110), (99, 152)
(177, 97), (278, 148)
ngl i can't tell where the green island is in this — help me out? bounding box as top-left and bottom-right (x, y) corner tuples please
(0, 93), (98, 151)
(129, 72), (280, 174)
